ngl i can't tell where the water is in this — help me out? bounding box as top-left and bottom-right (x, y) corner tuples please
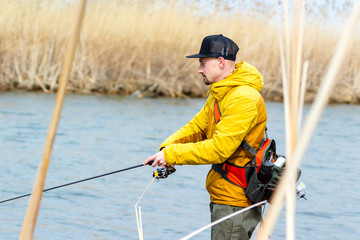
(0, 91), (359, 240)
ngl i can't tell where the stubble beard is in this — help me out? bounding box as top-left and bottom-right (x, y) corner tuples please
(202, 75), (211, 85)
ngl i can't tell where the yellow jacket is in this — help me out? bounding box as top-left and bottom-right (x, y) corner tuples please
(160, 62), (267, 207)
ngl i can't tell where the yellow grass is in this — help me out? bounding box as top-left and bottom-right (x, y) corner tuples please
(257, 1), (360, 239)
(0, 0), (359, 102)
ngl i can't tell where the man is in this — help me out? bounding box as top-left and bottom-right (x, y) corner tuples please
(144, 34), (267, 240)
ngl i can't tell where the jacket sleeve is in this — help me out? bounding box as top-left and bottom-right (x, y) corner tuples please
(159, 101), (209, 150)
(163, 94), (258, 165)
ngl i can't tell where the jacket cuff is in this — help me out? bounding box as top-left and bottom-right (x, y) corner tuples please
(163, 147), (175, 165)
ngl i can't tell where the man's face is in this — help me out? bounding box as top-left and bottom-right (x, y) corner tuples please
(198, 58), (222, 85)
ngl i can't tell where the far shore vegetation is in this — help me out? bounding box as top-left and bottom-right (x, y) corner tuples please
(0, 0), (359, 103)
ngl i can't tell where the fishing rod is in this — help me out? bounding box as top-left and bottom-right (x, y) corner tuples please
(0, 160), (155, 204)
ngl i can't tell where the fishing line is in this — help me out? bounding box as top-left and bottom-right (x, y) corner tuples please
(180, 200), (267, 240)
(135, 174), (158, 240)
(0, 160), (154, 204)
(134, 167), (175, 240)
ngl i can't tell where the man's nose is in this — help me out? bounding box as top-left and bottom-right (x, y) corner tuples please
(198, 66), (204, 74)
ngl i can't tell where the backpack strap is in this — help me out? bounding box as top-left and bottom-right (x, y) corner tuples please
(213, 99), (221, 124)
(213, 98), (265, 164)
(211, 98), (276, 189)
(212, 162), (248, 189)
(241, 141), (257, 156)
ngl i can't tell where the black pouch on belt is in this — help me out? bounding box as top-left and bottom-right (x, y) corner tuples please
(244, 166), (268, 203)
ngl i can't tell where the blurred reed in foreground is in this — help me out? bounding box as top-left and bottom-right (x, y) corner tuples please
(0, 0), (359, 103)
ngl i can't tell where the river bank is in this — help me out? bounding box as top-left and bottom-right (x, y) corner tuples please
(0, 87), (357, 105)
(0, 0), (359, 104)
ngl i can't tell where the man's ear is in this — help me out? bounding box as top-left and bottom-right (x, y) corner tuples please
(218, 57), (225, 69)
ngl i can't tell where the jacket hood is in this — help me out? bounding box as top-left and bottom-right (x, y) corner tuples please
(210, 61), (263, 100)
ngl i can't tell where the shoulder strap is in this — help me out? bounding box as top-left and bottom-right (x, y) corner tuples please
(213, 98), (272, 163)
(213, 99), (221, 124)
(241, 141), (257, 156)
(214, 98), (266, 156)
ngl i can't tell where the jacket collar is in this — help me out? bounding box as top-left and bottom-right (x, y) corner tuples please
(209, 61), (263, 100)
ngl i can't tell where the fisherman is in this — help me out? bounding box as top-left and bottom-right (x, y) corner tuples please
(144, 34), (267, 240)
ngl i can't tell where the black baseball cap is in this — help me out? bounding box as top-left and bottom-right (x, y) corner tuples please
(186, 34), (239, 61)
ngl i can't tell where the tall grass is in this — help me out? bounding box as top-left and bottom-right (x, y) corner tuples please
(257, 1), (360, 239)
(0, 0), (359, 102)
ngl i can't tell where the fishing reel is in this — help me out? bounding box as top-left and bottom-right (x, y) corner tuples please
(153, 165), (176, 179)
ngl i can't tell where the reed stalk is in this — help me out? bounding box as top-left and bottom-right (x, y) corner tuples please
(19, 1), (86, 239)
(256, 1), (360, 239)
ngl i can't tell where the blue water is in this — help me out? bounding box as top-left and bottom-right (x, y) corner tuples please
(0, 91), (359, 240)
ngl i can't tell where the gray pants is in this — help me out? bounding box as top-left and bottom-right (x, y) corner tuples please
(210, 202), (261, 240)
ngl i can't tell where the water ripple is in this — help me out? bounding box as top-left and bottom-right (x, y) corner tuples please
(0, 92), (359, 240)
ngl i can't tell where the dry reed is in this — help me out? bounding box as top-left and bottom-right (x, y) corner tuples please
(0, 0), (359, 102)
(256, 0), (360, 239)
(19, 0), (87, 238)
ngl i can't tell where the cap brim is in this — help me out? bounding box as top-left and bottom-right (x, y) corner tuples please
(186, 54), (210, 58)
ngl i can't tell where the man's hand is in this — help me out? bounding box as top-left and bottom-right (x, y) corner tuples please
(144, 151), (166, 168)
